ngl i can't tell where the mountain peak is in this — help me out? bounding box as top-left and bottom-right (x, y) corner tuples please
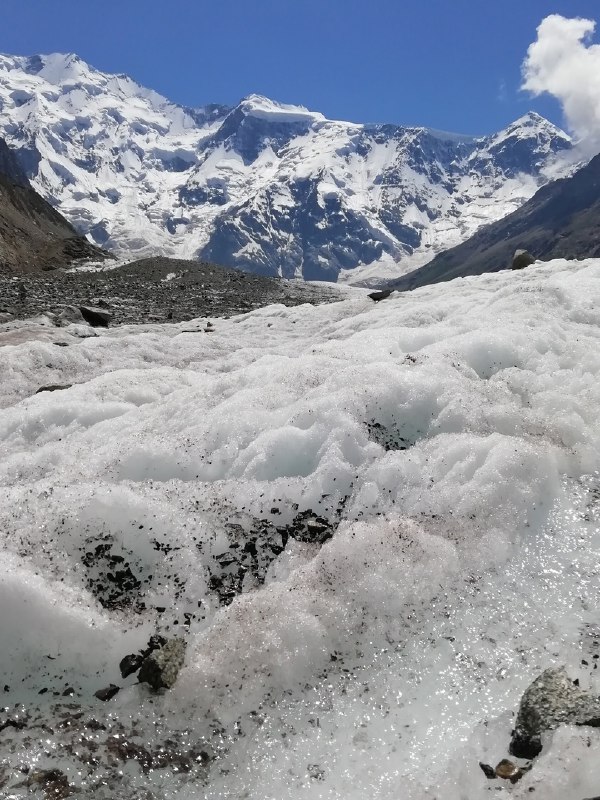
(504, 110), (569, 138)
(237, 94), (325, 124)
(0, 50), (577, 284)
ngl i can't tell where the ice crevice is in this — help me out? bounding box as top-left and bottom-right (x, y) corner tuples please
(0, 259), (600, 797)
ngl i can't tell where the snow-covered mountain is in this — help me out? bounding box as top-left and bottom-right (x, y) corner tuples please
(0, 52), (573, 282)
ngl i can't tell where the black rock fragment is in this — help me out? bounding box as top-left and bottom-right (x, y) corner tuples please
(479, 762), (496, 779)
(119, 653), (144, 679)
(94, 684), (120, 702)
(36, 384), (72, 394)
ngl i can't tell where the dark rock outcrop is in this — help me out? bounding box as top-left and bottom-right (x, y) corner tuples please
(0, 137), (106, 274)
(388, 152), (600, 292)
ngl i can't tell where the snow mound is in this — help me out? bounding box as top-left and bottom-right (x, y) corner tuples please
(0, 259), (599, 797)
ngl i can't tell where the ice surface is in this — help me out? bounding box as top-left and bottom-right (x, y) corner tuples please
(1, 259), (599, 797)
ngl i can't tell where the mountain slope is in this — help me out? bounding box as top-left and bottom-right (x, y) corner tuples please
(387, 151), (600, 291)
(0, 53), (573, 282)
(0, 136), (103, 273)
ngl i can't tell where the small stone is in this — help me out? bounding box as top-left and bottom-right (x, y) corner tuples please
(479, 762), (496, 779)
(146, 634), (167, 652)
(119, 653), (144, 679)
(512, 249), (536, 270)
(94, 684), (120, 702)
(308, 764), (325, 780)
(138, 637), (187, 691)
(368, 289), (392, 302)
(495, 759), (523, 783)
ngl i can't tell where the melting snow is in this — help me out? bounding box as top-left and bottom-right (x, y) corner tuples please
(1, 259), (599, 797)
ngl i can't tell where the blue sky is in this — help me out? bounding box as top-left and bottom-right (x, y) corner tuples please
(3, 0), (599, 134)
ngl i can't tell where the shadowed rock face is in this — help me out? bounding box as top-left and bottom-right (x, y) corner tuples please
(0, 137), (105, 274)
(387, 151), (600, 292)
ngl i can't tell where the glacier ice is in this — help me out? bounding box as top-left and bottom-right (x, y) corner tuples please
(0, 259), (600, 796)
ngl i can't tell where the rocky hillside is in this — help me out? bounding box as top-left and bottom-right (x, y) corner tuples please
(0, 53), (573, 283)
(387, 150), (600, 292)
(0, 136), (104, 273)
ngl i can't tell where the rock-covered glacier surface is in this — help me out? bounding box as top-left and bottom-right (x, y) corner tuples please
(0, 53), (572, 283)
(1, 259), (600, 797)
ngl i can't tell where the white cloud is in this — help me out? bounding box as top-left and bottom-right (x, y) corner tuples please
(522, 14), (600, 154)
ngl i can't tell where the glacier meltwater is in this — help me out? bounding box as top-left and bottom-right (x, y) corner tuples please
(1, 258), (600, 798)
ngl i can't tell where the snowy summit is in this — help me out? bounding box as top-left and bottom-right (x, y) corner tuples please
(0, 52), (572, 283)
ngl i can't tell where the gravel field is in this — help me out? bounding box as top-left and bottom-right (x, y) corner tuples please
(0, 257), (344, 325)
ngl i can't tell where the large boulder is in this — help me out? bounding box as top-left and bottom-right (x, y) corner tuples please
(511, 249), (536, 270)
(58, 305), (87, 326)
(79, 305), (112, 327)
(510, 667), (600, 758)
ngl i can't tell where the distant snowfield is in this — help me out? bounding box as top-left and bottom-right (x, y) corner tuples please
(1, 260), (600, 798)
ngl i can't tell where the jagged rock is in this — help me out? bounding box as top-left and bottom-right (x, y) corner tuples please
(36, 384), (72, 394)
(79, 305), (112, 327)
(510, 667), (600, 758)
(138, 637), (187, 690)
(58, 305), (86, 326)
(479, 762), (496, 779)
(0, 312), (13, 323)
(368, 289), (392, 302)
(119, 653), (144, 679)
(94, 684), (120, 702)
(512, 249), (536, 270)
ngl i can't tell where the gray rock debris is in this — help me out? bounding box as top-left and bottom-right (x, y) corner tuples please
(138, 637), (187, 691)
(510, 667), (600, 758)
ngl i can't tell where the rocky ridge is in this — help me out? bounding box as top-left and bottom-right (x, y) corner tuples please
(387, 150), (600, 292)
(0, 136), (104, 273)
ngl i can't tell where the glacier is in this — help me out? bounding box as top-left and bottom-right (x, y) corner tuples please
(1, 258), (600, 797)
(0, 52), (573, 283)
